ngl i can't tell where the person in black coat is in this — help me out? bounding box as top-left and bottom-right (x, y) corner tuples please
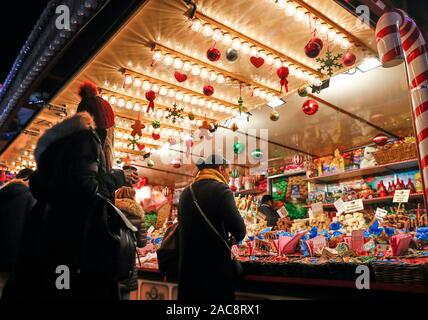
(3, 112), (135, 300)
(0, 169), (36, 299)
(178, 155), (246, 301)
(259, 195), (281, 228)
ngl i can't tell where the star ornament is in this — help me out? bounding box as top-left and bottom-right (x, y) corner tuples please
(165, 103), (184, 124)
(131, 120), (145, 137)
(316, 50), (343, 77)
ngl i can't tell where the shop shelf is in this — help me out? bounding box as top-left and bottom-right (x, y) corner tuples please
(267, 170), (306, 180)
(234, 188), (266, 196)
(306, 159), (419, 184)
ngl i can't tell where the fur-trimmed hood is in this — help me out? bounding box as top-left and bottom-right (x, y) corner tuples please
(34, 112), (96, 164)
(115, 198), (145, 219)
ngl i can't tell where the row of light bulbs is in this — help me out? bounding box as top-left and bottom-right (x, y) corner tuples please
(122, 74), (242, 111)
(151, 49), (279, 101)
(189, 18), (322, 86)
(266, 0), (352, 50)
(115, 118), (193, 139)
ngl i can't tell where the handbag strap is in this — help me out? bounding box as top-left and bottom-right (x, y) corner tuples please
(189, 184), (236, 259)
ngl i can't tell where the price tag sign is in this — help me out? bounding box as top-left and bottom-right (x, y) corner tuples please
(311, 202), (324, 218)
(277, 206), (288, 218)
(147, 225), (155, 235)
(334, 198), (346, 215)
(393, 190), (410, 203)
(345, 199), (364, 213)
(375, 208), (388, 221)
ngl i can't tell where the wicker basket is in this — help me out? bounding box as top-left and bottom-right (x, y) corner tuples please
(371, 261), (428, 285)
(374, 143), (417, 165)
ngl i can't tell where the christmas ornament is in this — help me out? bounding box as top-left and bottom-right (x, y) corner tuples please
(292, 154), (304, 166)
(209, 123), (218, 133)
(184, 136), (194, 158)
(231, 168), (240, 178)
(238, 96), (245, 114)
(203, 85), (214, 96)
(137, 143), (146, 151)
(188, 112), (195, 121)
(251, 149), (263, 160)
(270, 110), (280, 121)
(250, 56), (264, 68)
(302, 99), (319, 115)
(276, 66), (289, 93)
(226, 48), (238, 62)
(207, 47), (221, 62)
(174, 71), (187, 83)
(231, 122), (239, 132)
(136, 176), (148, 188)
(197, 120), (213, 140)
(165, 103), (184, 123)
(147, 159), (155, 168)
(298, 87), (308, 97)
(304, 37), (323, 58)
(130, 119), (145, 137)
(233, 141), (245, 155)
(122, 155), (132, 165)
(342, 52), (356, 67)
(151, 120), (161, 129)
(145, 90), (156, 113)
(128, 136), (140, 150)
(373, 134), (388, 146)
(152, 132), (161, 140)
(316, 50), (343, 77)
(171, 158), (181, 169)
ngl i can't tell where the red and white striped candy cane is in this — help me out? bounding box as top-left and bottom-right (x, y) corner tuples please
(376, 9), (428, 200)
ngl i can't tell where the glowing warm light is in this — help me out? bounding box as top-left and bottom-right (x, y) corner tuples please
(117, 98), (125, 108)
(209, 71), (217, 82)
(164, 54), (173, 66)
(159, 86), (168, 96)
(142, 80), (151, 91)
(191, 19), (203, 32)
(183, 61), (192, 72)
(168, 89), (176, 97)
(133, 103), (140, 111)
(133, 77), (142, 87)
(274, 58), (283, 68)
(173, 57), (183, 69)
(202, 24), (213, 37)
(266, 54), (274, 65)
(200, 68), (209, 79)
(191, 64), (200, 76)
(250, 46), (258, 57)
(232, 37), (241, 50)
(151, 84), (159, 93)
(109, 96), (117, 105)
(126, 100), (133, 109)
(124, 74), (133, 85)
(285, 2), (296, 16)
(222, 33), (232, 45)
(216, 74), (225, 84)
(191, 96), (199, 105)
(176, 92), (184, 100)
(294, 7), (306, 22)
(241, 42), (250, 54)
(153, 50), (163, 62)
(213, 28), (223, 41)
(253, 88), (261, 97)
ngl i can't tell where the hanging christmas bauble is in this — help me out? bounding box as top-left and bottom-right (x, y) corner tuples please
(270, 110), (280, 121)
(151, 120), (161, 129)
(188, 112), (195, 121)
(147, 159), (155, 168)
(207, 47), (221, 62)
(298, 87), (308, 97)
(302, 99), (319, 115)
(250, 56), (264, 68)
(171, 158), (181, 169)
(304, 37), (323, 58)
(342, 52), (357, 67)
(292, 154), (304, 166)
(231, 168), (240, 178)
(231, 122), (239, 132)
(174, 71), (187, 83)
(145, 90), (156, 113)
(373, 134), (389, 146)
(233, 141), (245, 154)
(251, 149), (263, 160)
(203, 85), (214, 96)
(226, 48), (238, 62)
(276, 66), (289, 93)
(136, 177), (148, 188)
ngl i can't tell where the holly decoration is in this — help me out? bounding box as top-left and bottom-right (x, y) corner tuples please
(342, 52), (356, 67)
(270, 110), (280, 121)
(174, 71), (187, 83)
(165, 103), (184, 123)
(203, 85), (214, 96)
(207, 47), (221, 62)
(128, 135), (141, 150)
(304, 37), (323, 58)
(151, 120), (161, 129)
(298, 87), (308, 97)
(316, 50), (343, 77)
(233, 141), (245, 155)
(276, 66), (289, 93)
(302, 99), (319, 115)
(130, 119), (145, 137)
(188, 112), (195, 121)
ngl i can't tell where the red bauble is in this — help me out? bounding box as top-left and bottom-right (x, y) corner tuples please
(302, 99), (319, 115)
(207, 47), (221, 62)
(152, 132), (161, 140)
(250, 56), (264, 68)
(174, 71), (187, 83)
(276, 66), (289, 92)
(203, 85), (214, 96)
(304, 37), (323, 58)
(145, 90), (156, 113)
(171, 159), (181, 169)
(342, 52), (356, 67)
(373, 134), (388, 146)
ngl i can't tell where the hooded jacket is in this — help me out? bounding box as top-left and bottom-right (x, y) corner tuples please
(0, 180), (36, 272)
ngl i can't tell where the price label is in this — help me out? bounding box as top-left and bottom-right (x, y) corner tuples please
(345, 199), (364, 213)
(334, 198), (346, 215)
(311, 202), (324, 218)
(375, 208), (388, 221)
(147, 225), (155, 235)
(393, 190), (410, 203)
(277, 206), (288, 218)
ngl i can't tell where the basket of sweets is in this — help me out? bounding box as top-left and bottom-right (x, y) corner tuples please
(374, 141), (417, 165)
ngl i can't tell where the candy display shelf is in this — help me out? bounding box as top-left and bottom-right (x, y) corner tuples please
(267, 170), (306, 180)
(304, 193), (425, 209)
(306, 159), (419, 184)
(234, 188), (266, 196)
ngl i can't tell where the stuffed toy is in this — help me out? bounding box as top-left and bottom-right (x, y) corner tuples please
(360, 146), (378, 168)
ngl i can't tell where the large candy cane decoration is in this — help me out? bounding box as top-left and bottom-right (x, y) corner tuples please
(376, 9), (428, 200)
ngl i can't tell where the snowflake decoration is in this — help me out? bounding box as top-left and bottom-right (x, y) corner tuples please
(127, 135), (141, 150)
(316, 50), (343, 77)
(165, 103), (184, 123)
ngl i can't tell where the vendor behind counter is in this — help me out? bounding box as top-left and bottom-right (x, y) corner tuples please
(259, 195), (281, 228)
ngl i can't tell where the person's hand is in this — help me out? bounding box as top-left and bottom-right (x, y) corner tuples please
(124, 169), (139, 186)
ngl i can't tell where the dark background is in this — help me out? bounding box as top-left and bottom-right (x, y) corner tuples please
(0, 0), (427, 85)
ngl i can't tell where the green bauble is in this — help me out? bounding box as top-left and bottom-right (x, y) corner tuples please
(147, 159), (155, 168)
(298, 87), (308, 97)
(233, 141), (245, 154)
(251, 148), (263, 160)
(231, 168), (240, 178)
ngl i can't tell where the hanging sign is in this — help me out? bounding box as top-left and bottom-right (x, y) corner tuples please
(147, 225), (155, 235)
(393, 190), (410, 203)
(334, 198), (346, 215)
(345, 199), (364, 213)
(375, 208), (388, 221)
(277, 206), (289, 218)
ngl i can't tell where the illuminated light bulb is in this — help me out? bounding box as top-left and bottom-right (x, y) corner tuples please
(176, 92), (184, 100)
(183, 61), (192, 72)
(198, 99), (206, 107)
(276, 0), (286, 9)
(126, 100), (133, 109)
(183, 94), (191, 103)
(101, 94), (108, 101)
(232, 37), (241, 50)
(259, 91), (267, 99)
(153, 50), (162, 62)
(109, 96), (117, 106)
(341, 38), (351, 49)
(159, 86), (168, 96)
(168, 89), (176, 97)
(133, 77), (142, 87)
(294, 7), (306, 22)
(173, 57), (183, 69)
(309, 75), (316, 84)
(296, 69), (304, 79)
(191, 96), (199, 105)
(191, 19), (203, 32)
(303, 73), (311, 81)
(253, 88), (261, 97)
(328, 29), (337, 41)
(250, 46), (258, 56)
(319, 24), (329, 35)
(202, 24), (213, 37)
(117, 98), (125, 108)
(266, 54), (274, 65)
(274, 58), (283, 69)
(216, 74), (225, 84)
(206, 101), (212, 109)
(258, 50), (267, 60)
(241, 42), (250, 54)
(151, 84), (159, 93)
(285, 2), (296, 16)
(157, 109), (163, 117)
(163, 54), (173, 65)
(142, 80), (151, 91)
(200, 68), (209, 79)
(213, 28), (223, 41)
(209, 71), (217, 82)
(222, 33), (232, 45)
(124, 74), (133, 85)
(212, 103), (219, 111)
(219, 105), (225, 112)
(134, 103), (140, 111)
(191, 64), (200, 76)
(289, 65), (296, 76)
(196, 120), (203, 127)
